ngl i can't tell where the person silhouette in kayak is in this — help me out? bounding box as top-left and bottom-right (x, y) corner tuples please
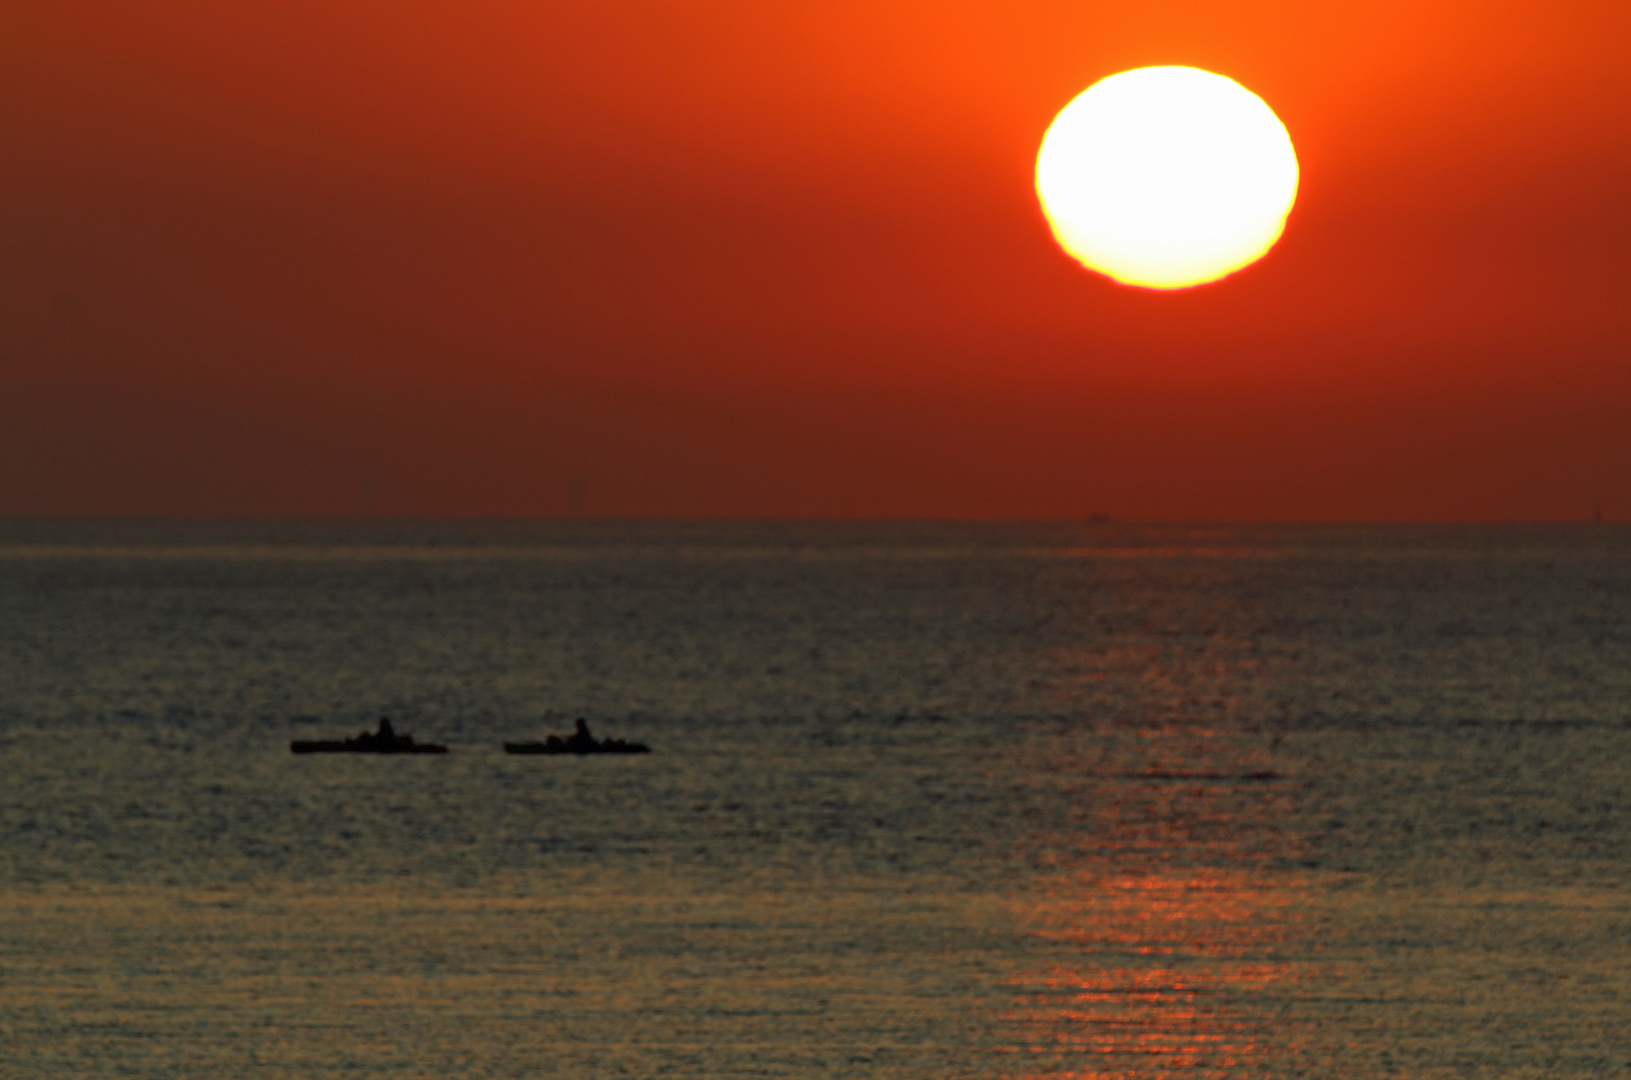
(565, 718), (598, 752)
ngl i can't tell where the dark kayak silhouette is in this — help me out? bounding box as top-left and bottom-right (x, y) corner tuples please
(505, 718), (649, 755)
(291, 717), (448, 754)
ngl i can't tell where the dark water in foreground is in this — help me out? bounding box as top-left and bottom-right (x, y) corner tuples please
(1, 521), (1628, 1078)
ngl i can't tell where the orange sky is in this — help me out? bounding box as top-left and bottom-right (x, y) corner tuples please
(2, 1), (1627, 519)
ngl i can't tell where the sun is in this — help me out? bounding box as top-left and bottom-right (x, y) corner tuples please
(1035, 66), (1298, 290)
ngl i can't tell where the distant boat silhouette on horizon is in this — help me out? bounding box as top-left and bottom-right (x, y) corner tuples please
(291, 717), (448, 754)
(505, 718), (649, 755)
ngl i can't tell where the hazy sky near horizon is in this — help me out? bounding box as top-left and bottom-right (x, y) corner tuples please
(2, 2), (1628, 519)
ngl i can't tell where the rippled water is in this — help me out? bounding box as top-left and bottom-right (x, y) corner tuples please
(2, 521), (1627, 1077)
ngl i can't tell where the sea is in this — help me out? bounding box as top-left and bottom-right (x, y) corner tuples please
(1, 519), (1627, 1078)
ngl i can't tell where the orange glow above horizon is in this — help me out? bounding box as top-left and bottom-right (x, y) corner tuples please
(1036, 67), (1299, 289)
(1, 2), (1629, 519)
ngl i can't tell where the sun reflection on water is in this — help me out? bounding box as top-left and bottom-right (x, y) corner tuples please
(999, 729), (1314, 1078)
(1005, 868), (1308, 1077)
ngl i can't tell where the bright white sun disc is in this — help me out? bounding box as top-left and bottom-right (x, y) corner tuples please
(1035, 66), (1298, 289)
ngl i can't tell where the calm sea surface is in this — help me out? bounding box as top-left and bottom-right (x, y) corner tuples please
(1, 520), (1628, 1078)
